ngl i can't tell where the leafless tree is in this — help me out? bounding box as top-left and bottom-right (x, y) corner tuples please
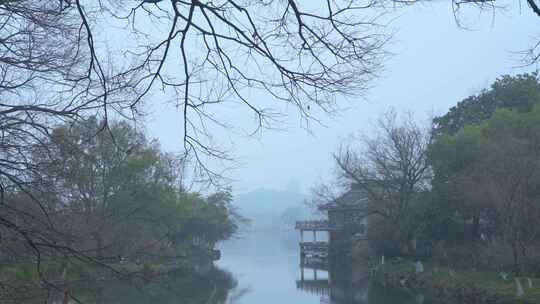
(69, 0), (395, 181)
(307, 179), (342, 215)
(335, 111), (432, 220)
(0, 0), (535, 194)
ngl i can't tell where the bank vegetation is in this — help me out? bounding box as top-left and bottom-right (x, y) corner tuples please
(318, 73), (540, 302)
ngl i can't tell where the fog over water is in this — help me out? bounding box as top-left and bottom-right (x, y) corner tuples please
(214, 188), (417, 304)
(217, 230), (320, 304)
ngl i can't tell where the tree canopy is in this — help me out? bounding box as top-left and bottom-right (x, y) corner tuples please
(0, 118), (240, 293)
(431, 104), (540, 272)
(433, 73), (540, 137)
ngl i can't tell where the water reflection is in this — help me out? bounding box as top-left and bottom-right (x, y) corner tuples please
(13, 231), (427, 303)
(295, 267), (421, 304)
(218, 229), (423, 304)
(14, 265), (236, 304)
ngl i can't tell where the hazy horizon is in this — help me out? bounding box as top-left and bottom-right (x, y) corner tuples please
(146, 1), (538, 194)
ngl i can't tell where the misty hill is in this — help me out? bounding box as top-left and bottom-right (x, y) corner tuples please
(232, 187), (312, 233)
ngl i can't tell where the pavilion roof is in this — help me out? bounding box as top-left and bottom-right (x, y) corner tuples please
(318, 186), (369, 211)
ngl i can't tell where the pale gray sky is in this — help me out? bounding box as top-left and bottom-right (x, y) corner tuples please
(145, 2), (538, 194)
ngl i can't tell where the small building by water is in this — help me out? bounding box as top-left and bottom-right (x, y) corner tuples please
(295, 183), (374, 286)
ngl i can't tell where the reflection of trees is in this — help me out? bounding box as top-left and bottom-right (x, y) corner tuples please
(13, 265), (236, 304)
(296, 263), (422, 304)
(296, 273), (366, 304)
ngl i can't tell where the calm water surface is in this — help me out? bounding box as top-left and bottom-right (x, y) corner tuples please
(18, 229), (423, 303)
(217, 229), (422, 304)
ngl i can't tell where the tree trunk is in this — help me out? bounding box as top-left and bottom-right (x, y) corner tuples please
(94, 233), (104, 259)
(471, 215), (480, 241)
(512, 242), (521, 275)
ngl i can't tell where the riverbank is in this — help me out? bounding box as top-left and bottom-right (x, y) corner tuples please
(372, 259), (540, 304)
(0, 257), (233, 304)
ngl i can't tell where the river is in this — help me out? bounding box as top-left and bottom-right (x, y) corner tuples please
(217, 229), (422, 304)
(12, 228), (423, 304)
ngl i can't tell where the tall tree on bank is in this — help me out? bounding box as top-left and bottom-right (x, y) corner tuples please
(0, 118), (240, 292)
(431, 106), (540, 274)
(430, 73), (540, 242)
(335, 111), (432, 255)
(40, 118), (240, 259)
(42, 118), (179, 259)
